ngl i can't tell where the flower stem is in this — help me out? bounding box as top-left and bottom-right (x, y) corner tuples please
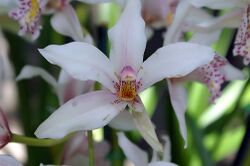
(11, 133), (69, 147)
(88, 130), (94, 166)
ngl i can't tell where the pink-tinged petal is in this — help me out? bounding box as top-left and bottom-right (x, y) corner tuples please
(58, 70), (94, 104)
(131, 99), (163, 152)
(16, 65), (57, 90)
(167, 80), (187, 147)
(0, 107), (11, 148)
(139, 42), (215, 92)
(183, 55), (243, 103)
(108, 0), (146, 73)
(190, 0), (244, 9)
(0, 155), (22, 166)
(118, 132), (148, 166)
(75, 0), (110, 4)
(38, 42), (117, 92)
(35, 90), (126, 139)
(109, 110), (136, 131)
(9, 0), (48, 39)
(51, 5), (85, 42)
(233, 5), (250, 65)
(148, 161), (177, 166)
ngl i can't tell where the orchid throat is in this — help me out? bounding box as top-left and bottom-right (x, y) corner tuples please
(117, 66), (139, 102)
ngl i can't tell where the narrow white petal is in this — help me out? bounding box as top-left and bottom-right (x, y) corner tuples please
(190, 9), (243, 33)
(108, 0), (146, 73)
(16, 65), (57, 90)
(167, 80), (187, 147)
(0, 155), (22, 166)
(148, 161), (177, 166)
(190, 0), (245, 9)
(189, 30), (221, 46)
(140, 42), (214, 92)
(131, 100), (163, 152)
(51, 5), (84, 42)
(117, 132), (148, 166)
(221, 64), (245, 81)
(57, 70), (94, 104)
(109, 110), (136, 131)
(38, 42), (117, 92)
(164, 0), (191, 44)
(162, 135), (172, 162)
(35, 90), (126, 138)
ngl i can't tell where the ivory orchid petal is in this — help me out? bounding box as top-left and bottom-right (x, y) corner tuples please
(0, 155), (23, 166)
(36, 0), (215, 151)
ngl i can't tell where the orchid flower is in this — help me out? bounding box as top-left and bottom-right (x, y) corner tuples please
(35, 0), (215, 151)
(166, 54), (244, 146)
(8, 0), (110, 40)
(153, 0), (246, 147)
(189, 0), (250, 65)
(118, 132), (177, 166)
(61, 132), (110, 166)
(0, 155), (23, 166)
(0, 107), (12, 149)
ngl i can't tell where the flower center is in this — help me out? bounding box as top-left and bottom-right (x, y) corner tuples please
(118, 66), (137, 101)
(25, 0), (40, 23)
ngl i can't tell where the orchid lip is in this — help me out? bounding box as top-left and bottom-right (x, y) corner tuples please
(116, 66), (138, 102)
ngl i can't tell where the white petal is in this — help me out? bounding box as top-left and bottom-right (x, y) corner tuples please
(38, 42), (117, 92)
(221, 64), (245, 81)
(75, 0), (110, 4)
(148, 161), (177, 166)
(189, 30), (221, 46)
(57, 70), (94, 104)
(108, 0), (146, 73)
(162, 135), (171, 162)
(131, 100), (163, 152)
(16, 65), (57, 90)
(117, 132), (148, 166)
(140, 42), (214, 92)
(0, 155), (22, 166)
(190, 9), (243, 33)
(35, 90), (126, 139)
(109, 110), (136, 131)
(164, 0), (191, 44)
(190, 0), (245, 9)
(167, 80), (187, 147)
(51, 5), (85, 42)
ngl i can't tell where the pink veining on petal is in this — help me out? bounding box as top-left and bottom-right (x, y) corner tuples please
(0, 107), (11, 149)
(233, 4), (250, 65)
(198, 55), (227, 103)
(9, 0), (47, 39)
